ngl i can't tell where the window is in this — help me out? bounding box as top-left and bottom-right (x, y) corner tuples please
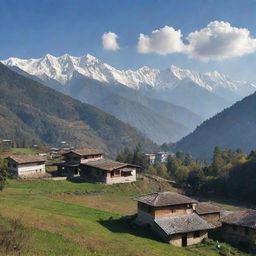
(171, 209), (176, 213)
(114, 170), (120, 176)
(194, 231), (200, 238)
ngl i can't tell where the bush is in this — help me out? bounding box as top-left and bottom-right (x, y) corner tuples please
(0, 217), (31, 255)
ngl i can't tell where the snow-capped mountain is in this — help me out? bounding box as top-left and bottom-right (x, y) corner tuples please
(2, 53), (256, 99)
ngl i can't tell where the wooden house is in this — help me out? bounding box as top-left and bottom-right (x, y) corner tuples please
(6, 155), (46, 178)
(79, 159), (137, 184)
(221, 209), (256, 250)
(57, 148), (104, 176)
(133, 191), (214, 247)
(195, 202), (222, 226)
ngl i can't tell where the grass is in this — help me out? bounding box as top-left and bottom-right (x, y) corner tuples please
(11, 147), (38, 155)
(0, 177), (249, 256)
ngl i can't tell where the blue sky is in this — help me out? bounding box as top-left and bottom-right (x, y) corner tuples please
(1, 0), (256, 82)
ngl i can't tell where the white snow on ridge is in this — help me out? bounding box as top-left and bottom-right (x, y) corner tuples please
(2, 53), (256, 97)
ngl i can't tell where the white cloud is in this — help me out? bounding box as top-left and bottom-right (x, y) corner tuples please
(187, 21), (256, 61)
(137, 21), (256, 61)
(137, 26), (185, 55)
(102, 32), (120, 51)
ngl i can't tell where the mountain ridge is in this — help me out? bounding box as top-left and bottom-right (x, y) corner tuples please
(0, 63), (158, 156)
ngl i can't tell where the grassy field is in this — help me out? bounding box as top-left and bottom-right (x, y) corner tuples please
(0, 177), (248, 256)
(11, 148), (39, 155)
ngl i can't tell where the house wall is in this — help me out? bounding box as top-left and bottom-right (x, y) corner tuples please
(80, 155), (103, 164)
(80, 166), (107, 183)
(169, 231), (208, 247)
(106, 169), (136, 184)
(154, 205), (194, 219)
(8, 161), (45, 178)
(199, 213), (220, 227)
(63, 153), (103, 164)
(222, 223), (256, 248)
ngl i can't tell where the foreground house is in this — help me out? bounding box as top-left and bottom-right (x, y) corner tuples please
(6, 155), (46, 178)
(195, 202), (222, 226)
(133, 191), (214, 247)
(57, 148), (138, 184)
(80, 159), (137, 184)
(221, 209), (256, 250)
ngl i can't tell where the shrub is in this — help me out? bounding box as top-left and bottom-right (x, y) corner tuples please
(0, 217), (31, 255)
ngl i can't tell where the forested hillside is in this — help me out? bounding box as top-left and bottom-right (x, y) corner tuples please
(175, 92), (256, 160)
(0, 64), (157, 156)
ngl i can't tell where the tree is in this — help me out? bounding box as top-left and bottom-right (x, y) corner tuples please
(0, 159), (7, 191)
(116, 147), (133, 163)
(187, 168), (206, 194)
(132, 145), (150, 171)
(173, 166), (189, 188)
(155, 163), (169, 179)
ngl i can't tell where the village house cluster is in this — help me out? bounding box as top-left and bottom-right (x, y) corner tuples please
(6, 148), (138, 184)
(4, 148), (256, 250)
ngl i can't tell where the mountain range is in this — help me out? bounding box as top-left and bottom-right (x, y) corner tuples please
(0, 63), (157, 156)
(2, 54), (256, 144)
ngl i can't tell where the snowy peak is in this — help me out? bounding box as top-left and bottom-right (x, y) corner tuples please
(2, 53), (256, 99)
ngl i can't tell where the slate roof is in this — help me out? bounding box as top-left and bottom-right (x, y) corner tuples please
(155, 213), (214, 235)
(63, 148), (104, 157)
(133, 191), (198, 207)
(82, 159), (139, 171)
(221, 209), (256, 229)
(195, 202), (222, 215)
(6, 155), (45, 164)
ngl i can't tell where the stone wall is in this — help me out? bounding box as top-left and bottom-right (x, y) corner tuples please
(200, 213), (220, 227)
(222, 224), (256, 249)
(170, 231), (208, 247)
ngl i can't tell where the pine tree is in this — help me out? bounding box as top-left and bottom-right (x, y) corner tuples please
(0, 159), (7, 191)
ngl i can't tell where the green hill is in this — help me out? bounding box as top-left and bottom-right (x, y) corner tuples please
(0, 64), (157, 156)
(0, 177), (245, 256)
(175, 92), (256, 160)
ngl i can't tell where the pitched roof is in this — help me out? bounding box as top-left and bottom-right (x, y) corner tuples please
(155, 213), (214, 235)
(6, 155), (45, 164)
(133, 191), (198, 207)
(62, 148), (104, 156)
(195, 202), (222, 215)
(82, 159), (139, 171)
(221, 209), (256, 229)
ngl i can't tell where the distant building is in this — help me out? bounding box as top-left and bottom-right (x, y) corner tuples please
(195, 202), (222, 226)
(221, 209), (256, 250)
(6, 155), (46, 178)
(155, 152), (169, 163)
(133, 191), (214, 247)
(80, 159), (137, 184)
(145, 154), (156, 164)
(145, 152), (170, 164)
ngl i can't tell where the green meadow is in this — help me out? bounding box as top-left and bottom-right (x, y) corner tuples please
(0, 177), (248, 256)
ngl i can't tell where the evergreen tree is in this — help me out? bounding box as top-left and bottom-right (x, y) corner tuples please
(0, 159), (7, 191)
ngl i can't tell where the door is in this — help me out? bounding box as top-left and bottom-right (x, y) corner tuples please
(182, 235), (187, 247)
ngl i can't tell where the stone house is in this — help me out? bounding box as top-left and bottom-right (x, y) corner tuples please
(57, 148), (138, 184)
(6, 155), (46, 178)
(57, 148), (104, 176)
(79, 159), (137, 184)
(195, 202), (222, 226)
(221, 209), (256, 250)
(133, 191), (214, 247)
